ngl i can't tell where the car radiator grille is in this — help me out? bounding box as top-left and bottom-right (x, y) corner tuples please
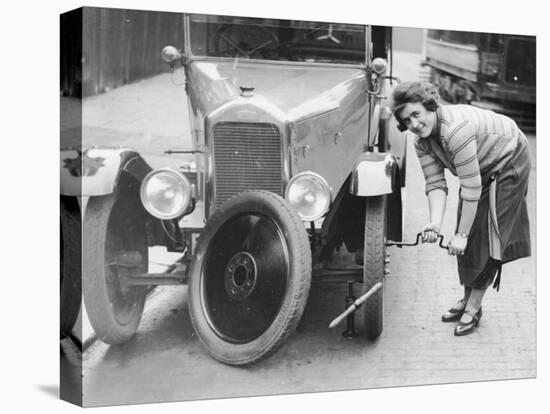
(212, 122), (283, 209)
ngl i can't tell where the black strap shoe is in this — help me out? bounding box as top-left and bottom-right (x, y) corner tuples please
(454, 308), (483, 336)
(441, 299), (466, 322)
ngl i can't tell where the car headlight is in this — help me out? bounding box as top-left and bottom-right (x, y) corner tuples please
(285, 172), (331, 221)
(140, 168), (192, 220)
(161, 45), (182, 64)
(372, 57), (387, 75)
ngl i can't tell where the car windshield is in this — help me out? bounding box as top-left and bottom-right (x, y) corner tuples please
(188, 14), (366, 64)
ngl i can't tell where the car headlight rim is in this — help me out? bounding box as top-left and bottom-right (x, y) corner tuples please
(285, 171), (331, 222)
(140, 168), (192, 220)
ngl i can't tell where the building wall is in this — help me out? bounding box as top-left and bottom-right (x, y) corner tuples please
(61, 7), (185, 97)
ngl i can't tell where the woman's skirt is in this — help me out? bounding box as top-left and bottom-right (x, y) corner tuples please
(456, 133), (532, 289)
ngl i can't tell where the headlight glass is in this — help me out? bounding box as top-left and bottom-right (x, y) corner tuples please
(140, 168), (192, 220)
(161, 46), (181, 63)
(285, 172), (331, 221)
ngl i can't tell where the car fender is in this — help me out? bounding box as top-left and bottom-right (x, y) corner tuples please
(60, 147), (152, 197)
(349, 152), (398, 196)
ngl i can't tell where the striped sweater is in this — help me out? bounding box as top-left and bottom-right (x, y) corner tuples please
(415, 105), (521, 202)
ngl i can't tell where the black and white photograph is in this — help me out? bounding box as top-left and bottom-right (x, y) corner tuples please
(4, 0), (548, 413)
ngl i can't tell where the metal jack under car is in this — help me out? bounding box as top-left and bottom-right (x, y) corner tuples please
(61, 13), (408, 365)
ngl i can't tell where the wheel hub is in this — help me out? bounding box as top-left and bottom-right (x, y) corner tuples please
(224, 251), (257, 300)
(201, 211), (292, 343)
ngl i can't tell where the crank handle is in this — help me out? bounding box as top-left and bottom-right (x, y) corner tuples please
(418, 233), (449, 250)
(437, 234), (449, 250)
(386, 232), (448, 250)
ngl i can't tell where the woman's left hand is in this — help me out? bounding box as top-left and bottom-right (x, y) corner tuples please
(448, 234), (468, 256)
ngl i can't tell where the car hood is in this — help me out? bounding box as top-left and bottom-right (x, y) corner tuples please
(187, 60), (365, 121)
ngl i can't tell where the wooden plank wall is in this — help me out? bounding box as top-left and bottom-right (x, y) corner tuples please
(60, 9), (83, 97)
(61, 7), (185, 97)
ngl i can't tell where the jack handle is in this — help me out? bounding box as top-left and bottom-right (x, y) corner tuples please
(328, 282), (383, 329)
(386, 232), (448, 250)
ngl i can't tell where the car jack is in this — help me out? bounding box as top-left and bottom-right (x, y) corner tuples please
(329, 281), (383, 332)
(342, 281), (358, 338)
(329, 233), (448, 335)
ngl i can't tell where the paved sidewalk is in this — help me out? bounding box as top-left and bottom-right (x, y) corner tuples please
(62, 70), (193, 170)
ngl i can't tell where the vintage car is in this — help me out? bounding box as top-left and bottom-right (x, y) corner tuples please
(60, 13), (407, 365)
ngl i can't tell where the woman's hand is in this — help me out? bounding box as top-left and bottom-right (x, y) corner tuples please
(448, 233), (468, 256)
(421, 223), (441, 243)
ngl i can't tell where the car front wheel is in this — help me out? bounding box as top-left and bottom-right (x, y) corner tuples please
(83, 193), (148, 344)
(360, 195), (387, 340)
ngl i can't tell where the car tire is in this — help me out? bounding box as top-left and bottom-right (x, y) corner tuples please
(60, 197), (82, 339)
(361, 195), (387, 340)
(83, 194), (148, 344)
(188, 191), (311, 366)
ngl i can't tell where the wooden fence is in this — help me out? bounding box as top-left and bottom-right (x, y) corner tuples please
(61, 7), (186, 97)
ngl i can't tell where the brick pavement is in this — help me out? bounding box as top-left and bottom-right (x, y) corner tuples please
(375, 134), (536, 386)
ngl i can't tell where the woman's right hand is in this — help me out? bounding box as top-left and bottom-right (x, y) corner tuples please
(421, 223), (441, 243)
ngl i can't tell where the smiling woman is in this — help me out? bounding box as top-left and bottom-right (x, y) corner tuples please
(395, 102), (436, 138)
(392, 82), (440, 137)
(391, 81), (532, 336)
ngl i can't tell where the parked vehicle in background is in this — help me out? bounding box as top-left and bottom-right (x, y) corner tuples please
(61, 13), (407, 365)
(425, 29), (536, 132)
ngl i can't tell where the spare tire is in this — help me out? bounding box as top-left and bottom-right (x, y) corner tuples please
(188, 191), (311, 366)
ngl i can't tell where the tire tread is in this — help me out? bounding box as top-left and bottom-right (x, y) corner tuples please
(362, 196), (386, 340)
(83, 195), (147, 344)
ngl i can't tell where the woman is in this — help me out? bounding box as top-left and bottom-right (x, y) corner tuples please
(391, 81), (531, 336)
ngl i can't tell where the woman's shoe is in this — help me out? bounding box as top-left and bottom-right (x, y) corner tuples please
(454, 308), (483, 336)
(441, 299), (466, 322)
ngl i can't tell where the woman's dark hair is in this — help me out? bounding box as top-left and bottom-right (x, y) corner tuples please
(391, 81), (440, 131)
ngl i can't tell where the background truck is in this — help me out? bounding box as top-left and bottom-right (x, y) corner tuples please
(425, 29), (536, 132)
